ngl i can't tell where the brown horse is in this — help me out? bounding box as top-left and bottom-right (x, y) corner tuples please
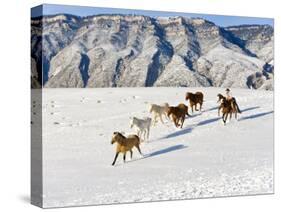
(185, 92), (204, 113)
(217, 94), (226, 116)
(167, 103), (190, 128)
(217, 93), (225, 103)
(221, 98), (235, 125)
(178, 103), (191, 117)
(217, 93), (240, 119)
(111, 132), (143, 166)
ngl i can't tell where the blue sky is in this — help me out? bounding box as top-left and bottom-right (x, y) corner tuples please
(31, 4), (273, 27)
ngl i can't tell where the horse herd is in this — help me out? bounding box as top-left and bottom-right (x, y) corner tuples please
(111, 91), (241, 166)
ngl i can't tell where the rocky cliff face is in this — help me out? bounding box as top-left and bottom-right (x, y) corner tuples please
(225, 25), (274, 63)
(31, 14), (274, 90)
(31, 14), (80, 86)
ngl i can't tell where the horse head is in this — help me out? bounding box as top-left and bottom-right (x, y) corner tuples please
(130, 117), (136, 128)
(185, 92), (191, 101)
(111, 132), (119, 144)
(112, 132), (126, 144)
(217, 94), (221, 102)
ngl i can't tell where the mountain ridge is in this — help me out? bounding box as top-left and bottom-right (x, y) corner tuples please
(31, 14), (274, 90)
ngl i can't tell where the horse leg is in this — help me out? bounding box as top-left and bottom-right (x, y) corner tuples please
(195, 103), (199, 111)
(222, 113), (225, 124)
(186, 108), (191, 117)
(178, 117), (182, 128)
(224, 113), (228, 125)
(142, 130), (146, 141)
(112, 152), (119, 166)
(164, 114), (168, 121)
(176, 117), (180, 128)
(143, 130), (146, 141)
(181, 116), (185, 128)
(136, 144), (143, 156)
(153, 114), (157, 126)
(123, 152), (126, 163)
(173, 116), (178, 127)
(160, 114), (164, 124)
(147, 127), (150, 140)
(232, 107), (238, 120)
(130, 150), (133, 159)
(140, 130), (144, 141)
(191, 104), (194, 113)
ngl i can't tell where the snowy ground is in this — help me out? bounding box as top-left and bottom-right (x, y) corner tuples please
(32, 87), (274, 208)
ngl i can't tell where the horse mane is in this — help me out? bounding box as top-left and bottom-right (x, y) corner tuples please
(114, 132), (126, 139)
(186, 92), (196, 101)
(112, 132), (126, 146)
(217, 93), (225, 100)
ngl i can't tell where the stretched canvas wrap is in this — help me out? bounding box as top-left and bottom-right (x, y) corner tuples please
(31, 4), (274, 208)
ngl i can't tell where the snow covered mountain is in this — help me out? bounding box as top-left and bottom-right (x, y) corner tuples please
(31, 14), (274, 90)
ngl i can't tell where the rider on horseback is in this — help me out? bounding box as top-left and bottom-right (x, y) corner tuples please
(225, 88), (241, 114)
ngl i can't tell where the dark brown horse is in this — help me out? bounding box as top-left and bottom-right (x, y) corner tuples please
(185, 92), (204, 113)
(167, 103), (190, 128)
(220, 97), (235, 125)
(177, 103), (191, 118)
(217, 93), (241, 119)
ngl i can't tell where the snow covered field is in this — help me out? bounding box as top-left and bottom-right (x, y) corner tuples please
(32, 87), (273, 208)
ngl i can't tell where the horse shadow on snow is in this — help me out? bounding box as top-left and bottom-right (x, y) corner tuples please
(117, 107), (271, 166)
(161, 117), (220, 140)
(116, 144), (188, 166)
(147, 144), (187, 158)
(160, 105), (263, 139)
(239, 111), (273, 121)
(240, 106), (260, 113)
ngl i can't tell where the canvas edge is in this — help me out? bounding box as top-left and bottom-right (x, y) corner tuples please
(30, 4), (43, 208)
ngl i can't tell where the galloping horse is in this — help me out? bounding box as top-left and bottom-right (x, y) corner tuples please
(111, 132), (143, 166)
(185, 92), (204, 113)
(167, 103), (190, 128)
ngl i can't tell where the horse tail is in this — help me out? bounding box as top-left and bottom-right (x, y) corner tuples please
(149, 104), (153, 113)
(236, 104), (242, 113)
(232, 98), (242, 113)
(186, 107), (191, 117)
(136, 135), (143, 143)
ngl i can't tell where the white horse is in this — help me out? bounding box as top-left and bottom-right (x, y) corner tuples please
(149, 103), (169, 125)
(130, 117), (152, 141)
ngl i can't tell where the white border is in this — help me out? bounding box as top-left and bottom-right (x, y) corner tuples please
(0, 0), (280, 211)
